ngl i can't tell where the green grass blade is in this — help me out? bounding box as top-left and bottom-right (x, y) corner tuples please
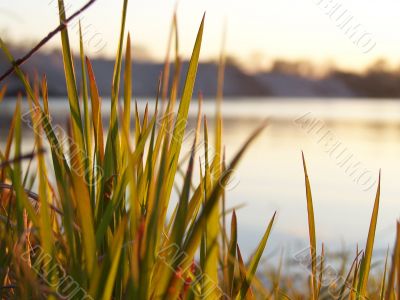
(123, 33), (132, 136)
(0, 38), (74, 197)
(106, 0), (129, 175)
(238, 212), (276, 300)
(164, 14), (205, 201)
(79, 22), (93, 194)
(100, 219), (126, 300)
(58, 0), (86, 174)
(33, 106), (55, 285)
(170, 145), (196, 248)
(227, 210), (238, 297)
(236, 244), (247, 297)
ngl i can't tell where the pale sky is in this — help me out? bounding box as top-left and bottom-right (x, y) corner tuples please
(1, 0), (400, 72)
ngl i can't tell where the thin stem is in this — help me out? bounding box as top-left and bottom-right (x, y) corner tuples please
(0, 0), (97, 82)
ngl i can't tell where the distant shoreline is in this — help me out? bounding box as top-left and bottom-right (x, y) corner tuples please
(2, 49), (400, 98)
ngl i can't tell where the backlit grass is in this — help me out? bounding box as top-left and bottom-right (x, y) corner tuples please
(0, 0), (399, 299)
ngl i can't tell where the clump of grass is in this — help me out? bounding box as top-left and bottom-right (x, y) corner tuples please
(0, 0), (273, 299)
(0, 0), (399, 299)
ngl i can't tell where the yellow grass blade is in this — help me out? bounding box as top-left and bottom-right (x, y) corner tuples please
(57, 0), (86, 176)
(123, 33), (132, 136)
(301, 152), (318, 300)
(106, 0), (128, 175)
(86, 57), (105, 164)
(238, 212), (276, 300)
(169, 121), (268, 297)
(357, 171), (381, 298)
(385, 221), (400, 299)
(164, 13), (205, 201)
(0, 98), (19, 182)
(41, 75), (49, 115)
(379, 247), (389, 300)
(79, 22), (93, 190)
(32, 103), (55, 283)
(317, 243), (325, 298)
(0, 38), (73, 194)
(101, 219), (126, 300)
(227, 210), (237, 297)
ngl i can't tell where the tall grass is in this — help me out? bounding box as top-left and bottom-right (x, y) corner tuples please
(0, 0), (399, 299)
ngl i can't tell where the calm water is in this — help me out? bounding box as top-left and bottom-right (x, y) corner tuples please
(2, 97), (400, 259)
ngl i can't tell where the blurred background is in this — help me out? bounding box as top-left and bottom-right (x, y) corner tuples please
(1, 0), (400, 258)
(2, 0), (400, 97)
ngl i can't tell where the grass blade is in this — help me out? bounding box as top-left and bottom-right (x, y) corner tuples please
(357, 171), (381, 298)
(227, 210), (238, 297)
(379, 247), (389, 300)
(385, 221), (400, 299)
(238, 212), (276, 300)
(106, 0), (129, 175)
(86, 57), (105, 164)
(79, 21), (93, 192)
(164, 13), (205, 201)
(302, 152), (318, 300)
(58, 0), (86, 176)
(123, 33), (132, 136)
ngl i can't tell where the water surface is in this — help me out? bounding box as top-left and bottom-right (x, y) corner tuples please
(2, 97), (400, 260)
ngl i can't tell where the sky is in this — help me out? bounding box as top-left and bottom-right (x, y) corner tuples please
(1, 0), (400, 72)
